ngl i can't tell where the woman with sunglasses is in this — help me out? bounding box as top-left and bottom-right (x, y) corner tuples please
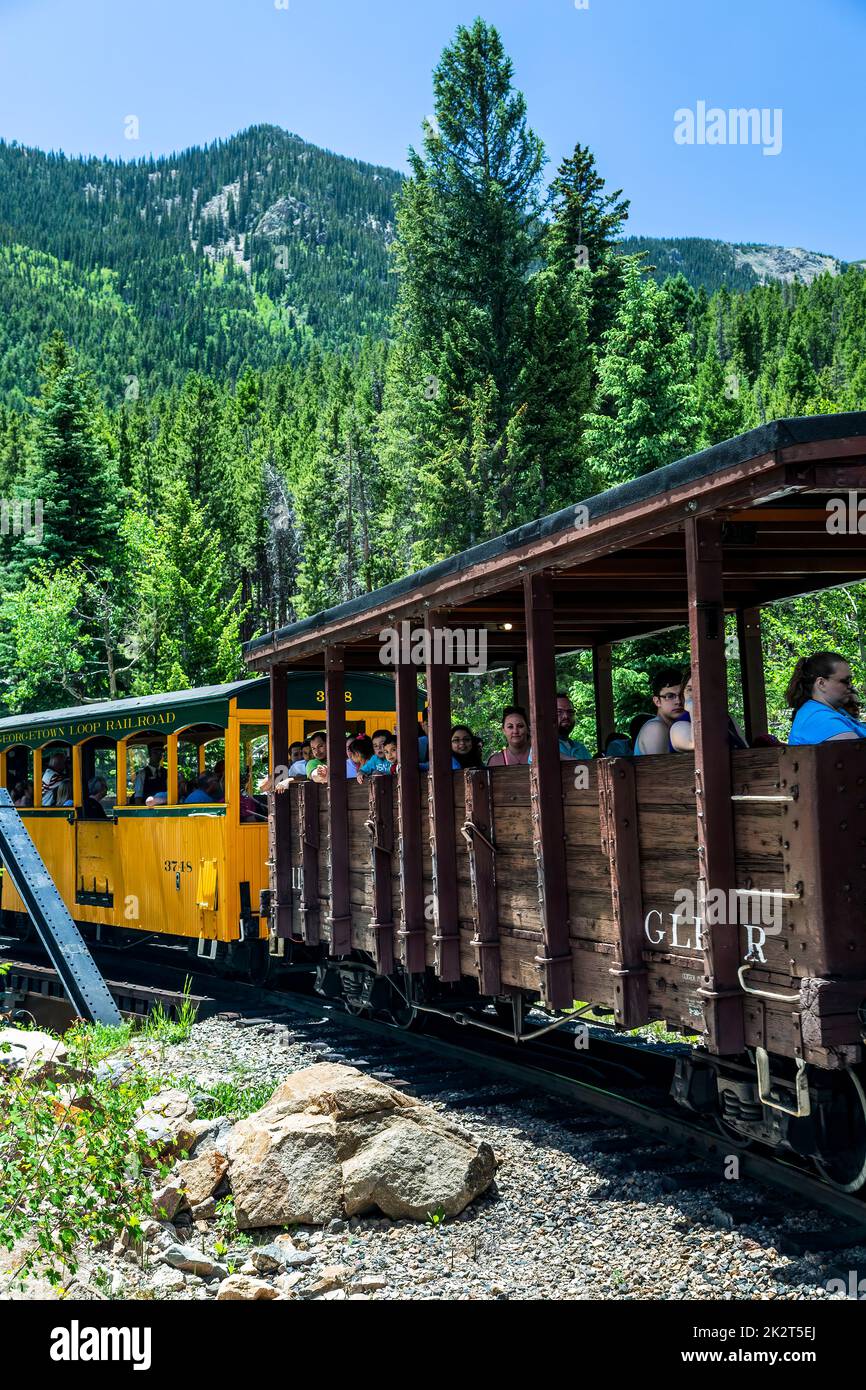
(786, 652), (866, 743)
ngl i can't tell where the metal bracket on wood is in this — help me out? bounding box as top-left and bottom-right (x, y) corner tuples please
(327, 914), (353, 957)
(756, 1045), (811, 1118)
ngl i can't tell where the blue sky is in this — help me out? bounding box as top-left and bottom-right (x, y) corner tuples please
(0, 0), (863, 258)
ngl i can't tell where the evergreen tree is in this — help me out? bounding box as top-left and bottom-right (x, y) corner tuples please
(6, 333), (121, 584)
(583, 260), (700, 486)
(127, 486), (247, 691)
(379, 19), (545, 561)
(546, 142), (631, 347)
(505, 267), (595, 518)
(694, 343), (747, 448)
(774, 321), (819, 414)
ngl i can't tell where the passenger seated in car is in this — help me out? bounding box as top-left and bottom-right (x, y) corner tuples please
(602, 731), (633, 757)
(553, 692), (591, 760)
(634, 667), (683, 755)
(305, 731), (327, 779)
(184, 774), (216, 804)
(451, 725), (483, 769)
(670, 669), (748, 752)
(348, 735), (374, 780)
(487, 706), (531, 766)
(384, 734), (399, 773)
(12, 780), (33, 807)
(83, 776), (108, 819)
(371, 729), (392, 759)
(786, 652), (866, 743)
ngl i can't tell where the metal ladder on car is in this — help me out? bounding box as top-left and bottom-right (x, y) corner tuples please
(0, 789), (121, 1025)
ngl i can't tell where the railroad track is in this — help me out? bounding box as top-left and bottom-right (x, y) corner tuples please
(4, 935), (866, 1248)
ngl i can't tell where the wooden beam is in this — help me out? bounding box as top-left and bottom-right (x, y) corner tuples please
(367, 775), (395, 976)
(512, 660), (529, 713)
(599, 758), (648, 1027)
(524, 572), (572, 1010)
(685, 517), (744, 1054)
(425, 612), (460, 981)
(298, 780), (320, 946)
(464, 769), (501, 996)
(269, 663), (293, 939)
(736, 608), (767, 744)
(592, 644), (615, 753)
(324, 647), (352, 956)
(395, 660), (426, 974)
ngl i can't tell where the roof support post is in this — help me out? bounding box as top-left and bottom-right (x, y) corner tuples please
(592, 644), (615, 754)
(395, 659), (426, 974)
(269, 662), (293, 939)
(425, 611), (460, 982)
(166, 734), (179, 808)
(523, 572), (572, 1010)
(685, 517), (745, 1054)
(736, 606), (767, 744)
(512, 660), (530, 713)
(325, 646), (352, 956)
(368, 774), (395, 976)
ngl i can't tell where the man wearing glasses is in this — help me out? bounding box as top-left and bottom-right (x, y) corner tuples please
(634, 668), (684, 756)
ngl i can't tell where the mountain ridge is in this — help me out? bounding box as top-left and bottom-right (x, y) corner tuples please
(0, 123), (854, 405)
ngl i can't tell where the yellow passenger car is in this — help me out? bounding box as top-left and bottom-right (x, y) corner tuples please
(0, 673), (404, 975)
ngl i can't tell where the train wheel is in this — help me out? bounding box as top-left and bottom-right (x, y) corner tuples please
(382, 998), (422, 1030)
(813, 1068), (866, 1193)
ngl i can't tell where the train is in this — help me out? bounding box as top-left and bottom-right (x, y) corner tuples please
(243, 413), (866, 1193)
(0, 671), (410, 979)
(4, 412), (866, 1195)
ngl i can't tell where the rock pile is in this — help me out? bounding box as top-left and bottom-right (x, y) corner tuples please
(141, 1063), (497, 1238)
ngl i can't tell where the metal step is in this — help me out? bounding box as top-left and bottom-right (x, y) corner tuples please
(0, 790), (121, 1025)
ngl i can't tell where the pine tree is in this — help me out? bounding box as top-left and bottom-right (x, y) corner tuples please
(6, 333), (121, 584)
(583, 260), (700, 486)
(546, 143), (631, 348)
(774, 321), (819, 415)
(128, 485), (247, 691)
(694, 344), (747, 448)
(379, 19), (545, 562)
(505, 267), (595, 519)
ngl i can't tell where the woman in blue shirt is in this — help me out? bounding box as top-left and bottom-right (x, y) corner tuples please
(787, 652), (866, 744)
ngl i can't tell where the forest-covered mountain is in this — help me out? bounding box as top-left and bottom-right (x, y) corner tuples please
(0, 125), (402, 405)
(621, 237), (845, 293)
(0, 124), (853, 406)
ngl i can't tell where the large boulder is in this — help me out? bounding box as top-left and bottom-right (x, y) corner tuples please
(221, 1064), (496, 1229)
(267, 1063), (418, 1119)
(225, 1111), (342, 1228)
(340, 1108), (497, 1220)
(0, 1028), (67, 1080)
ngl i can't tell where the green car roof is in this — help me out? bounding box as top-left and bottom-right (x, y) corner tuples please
(0, 672), (408, 749)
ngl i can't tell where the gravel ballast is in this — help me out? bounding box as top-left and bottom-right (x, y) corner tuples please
(6, 1014), (862, 1302)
